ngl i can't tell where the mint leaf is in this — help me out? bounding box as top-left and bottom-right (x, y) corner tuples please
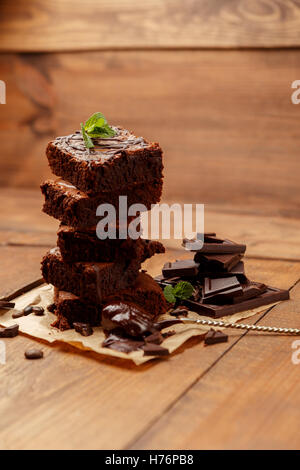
(163, 285), (176, 304)
(81, 123), (94, 149)
(173, 281), (194, 300)
(83, 112), (116, 140)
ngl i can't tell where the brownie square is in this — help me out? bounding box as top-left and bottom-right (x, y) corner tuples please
(41, 179), (162, 228)
(41, 247), (140, 304)
(46, 127), (163, 195)
(57, 225), (165, 263)
(51, 272), (167, 330)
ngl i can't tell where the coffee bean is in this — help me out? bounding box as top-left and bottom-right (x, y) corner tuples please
(12, 310), (25, 319)
(23, 305), (33, 316)
(24, 348), (43, 360)
(32, 306), (44, 316)
(0, 324), (19, 338)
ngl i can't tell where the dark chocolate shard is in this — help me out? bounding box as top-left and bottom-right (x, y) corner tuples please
(102, 301), (154, 337)
(204, 329), (228, 345)
(0, 324), (19, 338)
(102, 329), (144, 353)
(184, 235), (246, 254)
(202, 276), (243, 304)
(162, 260), (199, 278)
(143, 343), (169, 356)
(233, 282), (267, 304)
(144, 331), (164, 345)
(0, 301), (15, 309)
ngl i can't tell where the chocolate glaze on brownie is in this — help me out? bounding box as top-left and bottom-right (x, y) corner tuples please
(46, 127), (163, 195)
(41, 179), (162, 228)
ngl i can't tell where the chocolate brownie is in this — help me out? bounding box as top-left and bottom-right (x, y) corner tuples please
(41, 179), (162, 228)
(41, 247), (140, 304)
(51, 272), (167, 330)
(104, 272), (168, 318)
(57, 225), (165, 263)
(46, 127), (163, 195)
(51, 289), (101, 330)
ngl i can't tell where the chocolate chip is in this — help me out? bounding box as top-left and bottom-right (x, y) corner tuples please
(0, 324), (19, 338)
(24, 348), (43, 360)
(73, 322), (93, 337)
(23, 305), (33, 316)
(32, 306), (45, 316)
(143, 343), (169, 356)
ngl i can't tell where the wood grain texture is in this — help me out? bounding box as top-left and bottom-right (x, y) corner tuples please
(0, 257), (299, 450)
(132, 280), (300, 450)
(1, 50), (300, 216)
(1, 0), (300, 52)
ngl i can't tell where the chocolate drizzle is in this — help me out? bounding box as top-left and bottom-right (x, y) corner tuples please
(54, 127), (148, 162)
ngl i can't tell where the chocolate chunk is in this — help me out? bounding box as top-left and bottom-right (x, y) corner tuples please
(23, 305), (34, 316)
(204, 329), (228, 345)
(102, 329), (144, 353)
(143, 343), (169, 356)
(197, 261), (248, 284)
(0, 301), (15, 309)
(32, 306), (45, 316)
(202, 276), (243, 304)
(184, 286), (289, 318)
(153, 319), (183, 330)
(162, 330), (176, 338)
(162, 260), (199, 278)
(184, 235), (246, 254)
(24, 348), (44, 359)
(102, 301), (154, 337)
(195, 253), (242, 272)
(145, 331), (164, 345)
(0, 324), (19, 338)
(233, 282), (267, 304)
(73, 322), (93, 336)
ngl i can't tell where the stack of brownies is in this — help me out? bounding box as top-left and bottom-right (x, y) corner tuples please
(155, 233), (289, 317)
(41, 125), (168, 331)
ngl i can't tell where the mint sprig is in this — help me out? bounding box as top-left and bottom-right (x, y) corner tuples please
(163, 281), (194, 304)
(81, 112), (116, 149)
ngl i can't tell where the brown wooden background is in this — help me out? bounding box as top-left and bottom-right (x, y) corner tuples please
(0, 0), (300, 218)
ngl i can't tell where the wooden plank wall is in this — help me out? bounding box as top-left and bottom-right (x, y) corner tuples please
(0, 0), (299, 217)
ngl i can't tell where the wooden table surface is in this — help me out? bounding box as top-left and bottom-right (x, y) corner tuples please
(0, 188), (300, 450)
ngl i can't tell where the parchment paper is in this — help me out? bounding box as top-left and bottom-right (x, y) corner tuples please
(0, 284), (280, 365)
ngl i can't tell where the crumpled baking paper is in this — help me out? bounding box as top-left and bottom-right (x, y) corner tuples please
(0, 284), (280, 365)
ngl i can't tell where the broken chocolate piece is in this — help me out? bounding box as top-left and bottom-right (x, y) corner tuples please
(102, 301), (154, 337)
(102, 329), (144, 353)
(204, 329), (228, 345)
(73, 322), (93, 336)
(195, 253), (242, 272)
(233, 282), (267, 304)
(12, 311), (25, 319)
(162, 260), (199, 278)
(202, 276), (243, 304)
(32, 306), (45, 316)
(143, 343), (169, 356)
(0, 324), (19, 338)
(145, 331), (164, 344)
(184, 235), (246, 254)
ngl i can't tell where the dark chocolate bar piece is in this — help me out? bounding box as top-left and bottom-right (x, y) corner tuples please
(202, 276), (243, 304)
(195, 252), (243, 272)
(41, 179), (162, 228)
(196, 261), (248, 284)
(183, 286), (289, 318)
(233, 282), (267, 304)
(184, 234), (246, 254)
(46, 127), (163, 195)
(204, 329), (228, 345)
(162, 259), (199, 278)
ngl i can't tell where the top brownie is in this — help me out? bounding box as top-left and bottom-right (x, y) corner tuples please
(46, 127), (163, 195)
